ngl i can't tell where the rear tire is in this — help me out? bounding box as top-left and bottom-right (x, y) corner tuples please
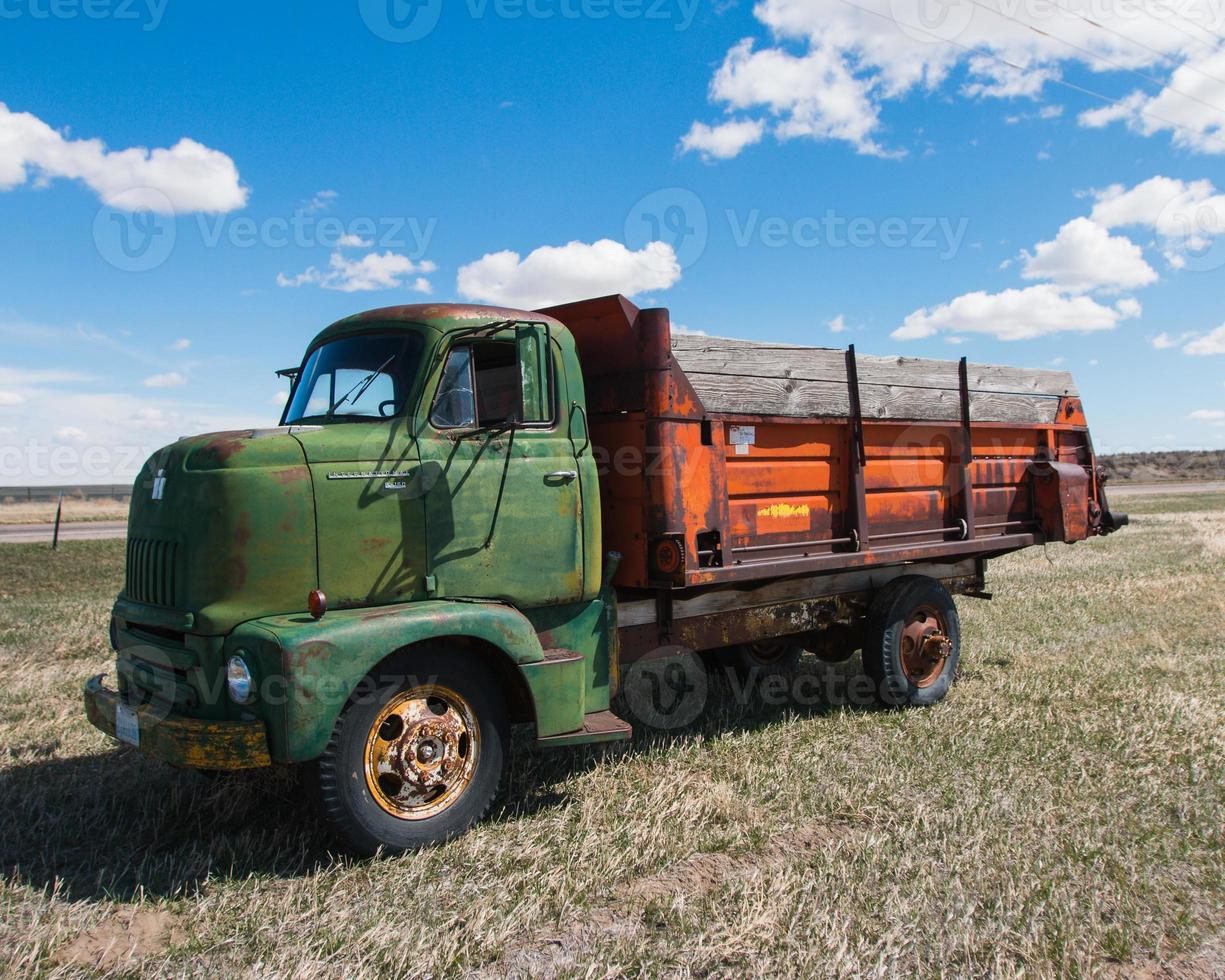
(311, 647), (507, 856)
(863, 577), (960, 707)
(719, 639), (804, 686)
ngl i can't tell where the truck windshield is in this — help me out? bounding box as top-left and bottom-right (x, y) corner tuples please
(283, 331), (425, 424)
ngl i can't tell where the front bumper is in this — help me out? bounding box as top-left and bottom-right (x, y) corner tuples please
(83, 675), (272, 770)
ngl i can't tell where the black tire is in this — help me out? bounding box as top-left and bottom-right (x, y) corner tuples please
(806, 622), (864, 664)
(863, 577), (960, 707)
(719, 638), (804, 685)
(311, 647), (507, 856)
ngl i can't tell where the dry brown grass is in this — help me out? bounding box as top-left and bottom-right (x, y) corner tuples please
(0, 498), (129, 525)
(0, 497), (1222, 977)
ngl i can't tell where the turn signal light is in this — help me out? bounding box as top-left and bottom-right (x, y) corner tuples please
(308, 589), (328, 620)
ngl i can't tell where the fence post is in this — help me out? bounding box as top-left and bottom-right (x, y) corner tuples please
(52, 494), (63, 551)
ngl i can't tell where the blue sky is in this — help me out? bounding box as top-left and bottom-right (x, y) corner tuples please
(1, 0), (1224, 483)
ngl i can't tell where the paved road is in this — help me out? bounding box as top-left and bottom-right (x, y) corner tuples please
(1108, 481), (1225, 497)
(0, 521), (128, 544)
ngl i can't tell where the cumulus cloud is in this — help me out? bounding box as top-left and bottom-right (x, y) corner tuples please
(0, 102), (248, 213)
(456, 239), (682, 310)
(892, 285), (1140, 341)
(1078, 50), (1225, 154)
(143, 372), (187, 388)
(277, 251), (437, 293)
(680, 0), (1225, 158)
(678, 118), (766, 161)
(169, 338), (191, 351)
(828, 314), (851, 333)
(0, 391), (25, 406)
(1184, 323), (1225, 355)
(1020, 217), (1158, 293)
(1188, 409), (1225, 420)
(1090, 175), (1225, 266)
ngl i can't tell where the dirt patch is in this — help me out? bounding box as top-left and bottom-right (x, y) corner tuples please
(474, 822), (854, 980)
(54, 908), (185, 972)
(1117, 931), (1225, 979)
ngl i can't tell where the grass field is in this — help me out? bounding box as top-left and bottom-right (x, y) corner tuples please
(0, 495), (1222, 977)
(0, 499), (129, 526)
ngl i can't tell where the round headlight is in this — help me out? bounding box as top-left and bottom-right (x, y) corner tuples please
(226, 655), (254, 704)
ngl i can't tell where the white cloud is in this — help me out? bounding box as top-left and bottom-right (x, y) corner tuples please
(0, 391), (25, 406)
(271, 390), (289, 406)
(827, 314), (850, 333)
(679, 117), (767, 160)
(1150, 330), (1197, 350)
(1184, 323), (1225, 355)
(143, 372), (187, 388)
(680, 0), (1225, 158)
(1020, 218), (1157, 293)
(337, 233), (373, 248)
(277, 251), (437, 293)
(55, 426), (87, 442)
(1077, 49), (1225, 154)
(1188, 409), (1225, 420)
(893, 285), (1140, 341)
(169, 338), (191, 351)
(672, 323), (708, 336)
(457, 239), (682, 310)
(1091, 176), (1225, 236)
(0, 102), (248, 213)
(300, 189), (337, 213)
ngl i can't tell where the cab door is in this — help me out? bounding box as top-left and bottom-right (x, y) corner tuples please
(417, 325), (585, 607)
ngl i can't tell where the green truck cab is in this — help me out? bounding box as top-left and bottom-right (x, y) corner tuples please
(85, 303), (625, 854)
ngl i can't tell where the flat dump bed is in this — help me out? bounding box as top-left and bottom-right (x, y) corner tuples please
(541, 295), (1122, 592)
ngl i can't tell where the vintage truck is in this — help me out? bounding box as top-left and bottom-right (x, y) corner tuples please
(84, 294), (1126, 854)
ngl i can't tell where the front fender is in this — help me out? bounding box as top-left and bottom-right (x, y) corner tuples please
(235, 599), (551, 763)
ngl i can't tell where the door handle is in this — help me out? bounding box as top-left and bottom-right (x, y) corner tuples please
(545, 470), (577, 484)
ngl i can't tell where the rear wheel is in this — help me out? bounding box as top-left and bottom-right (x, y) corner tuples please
(312, 648), (506, 856)
(719, 638), (804, 687)
(863, 577), (960, 707)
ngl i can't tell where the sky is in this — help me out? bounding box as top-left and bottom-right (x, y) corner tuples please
(1, 0), (1224, 485)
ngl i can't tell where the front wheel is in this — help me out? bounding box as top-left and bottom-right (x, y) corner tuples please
(863, 577), (961, 707)
(311, 648), (507, 856)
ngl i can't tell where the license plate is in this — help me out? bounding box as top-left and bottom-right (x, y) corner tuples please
(115, 704), (140, 747)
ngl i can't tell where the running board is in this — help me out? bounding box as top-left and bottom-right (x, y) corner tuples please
(536, 709), (632, 748)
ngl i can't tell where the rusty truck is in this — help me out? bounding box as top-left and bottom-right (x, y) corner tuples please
(84, 294), (1126, 854)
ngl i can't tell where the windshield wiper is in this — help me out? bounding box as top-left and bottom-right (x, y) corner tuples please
(328, 354), (396, 418)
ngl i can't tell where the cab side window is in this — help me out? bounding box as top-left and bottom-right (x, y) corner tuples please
(430, 335), (555, 429)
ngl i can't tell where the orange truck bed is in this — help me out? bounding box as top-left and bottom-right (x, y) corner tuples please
(541, 295), (1126, 592)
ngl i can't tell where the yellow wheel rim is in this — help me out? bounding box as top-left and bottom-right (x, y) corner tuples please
(363, 684), (480, 820)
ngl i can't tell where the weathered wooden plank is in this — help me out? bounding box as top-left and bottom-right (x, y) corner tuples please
(685, 372), (1061, 424)
(671, 335), (1077, 398)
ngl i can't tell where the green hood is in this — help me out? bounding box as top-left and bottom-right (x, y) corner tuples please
(122, 427), (319, 635)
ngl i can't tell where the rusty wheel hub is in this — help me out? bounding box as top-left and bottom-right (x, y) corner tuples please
(364, 686), (479, 820)
(899, 605), (951, 688)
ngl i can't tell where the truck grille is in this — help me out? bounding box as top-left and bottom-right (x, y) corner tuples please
(125, 537), (179, 607)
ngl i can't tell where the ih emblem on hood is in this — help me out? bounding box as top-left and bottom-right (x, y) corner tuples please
(151, 469), (167, 501)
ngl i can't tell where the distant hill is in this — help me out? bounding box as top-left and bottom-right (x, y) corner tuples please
(1100, 450), (1225, 483)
